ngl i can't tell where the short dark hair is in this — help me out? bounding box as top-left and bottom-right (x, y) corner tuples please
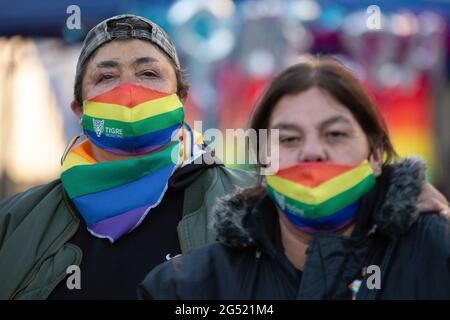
(74, 17), (189, 106)
(250, 56), (397, 164)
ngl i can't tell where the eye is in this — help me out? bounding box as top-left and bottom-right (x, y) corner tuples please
(280, 136), (301, 146)
(325, 131), (348, 139)
(140, 70), (159, 78)
(98, 74), (115, 83)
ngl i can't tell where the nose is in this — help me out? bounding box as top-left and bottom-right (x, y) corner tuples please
(297, 137), (327, 162)
(120, 69), (137, 84)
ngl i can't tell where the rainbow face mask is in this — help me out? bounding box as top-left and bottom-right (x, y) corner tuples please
(265, 160), (376, 233)
(82, 83), (184, 155)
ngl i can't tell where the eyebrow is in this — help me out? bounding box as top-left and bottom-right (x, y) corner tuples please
(319, 115), (351, 129)
(133, 56), (158, 66)
(271, 115), (351, 132)
(96, 60), (119, 69)
(95, 57), (159, 69)
(270, 123), (302, 132)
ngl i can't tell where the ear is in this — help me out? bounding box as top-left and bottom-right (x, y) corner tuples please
(179, 92), (188, 105)
(70, 100), (83, 119)
(368, 146), (384, 177)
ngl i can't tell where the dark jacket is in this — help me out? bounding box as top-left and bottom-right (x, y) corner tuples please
(0, 159), (258, 300)
(140, 158), (450, 300)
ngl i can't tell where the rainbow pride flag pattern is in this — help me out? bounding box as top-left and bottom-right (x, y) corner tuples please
(266, 160), (376, 233)
(60, 140), (182, 243)
(82, 83), (184, 155)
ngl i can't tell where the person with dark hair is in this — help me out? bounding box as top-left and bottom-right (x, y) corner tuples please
(140, 57), (450, 300)
(0, 14), (258, 300)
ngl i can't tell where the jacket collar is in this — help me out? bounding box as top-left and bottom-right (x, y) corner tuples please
(212, 157), (427, 249)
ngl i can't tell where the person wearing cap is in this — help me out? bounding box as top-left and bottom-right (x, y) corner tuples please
(0, 15), (448, 300)
(0, 14), (257, 300)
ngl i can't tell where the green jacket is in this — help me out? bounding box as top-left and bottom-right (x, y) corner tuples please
(0, 165), (258, 300)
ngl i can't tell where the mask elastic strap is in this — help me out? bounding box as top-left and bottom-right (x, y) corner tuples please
(182, 121), (194, 161)
(60, 133), (85, 165)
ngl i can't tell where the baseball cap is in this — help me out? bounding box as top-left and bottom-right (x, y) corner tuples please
(76, 14), (180, 79)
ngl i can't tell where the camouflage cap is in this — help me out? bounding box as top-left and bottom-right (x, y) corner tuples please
(76, 14), (180, 78)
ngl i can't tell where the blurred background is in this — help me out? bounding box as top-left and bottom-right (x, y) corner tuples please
(0, 0), (449, 200)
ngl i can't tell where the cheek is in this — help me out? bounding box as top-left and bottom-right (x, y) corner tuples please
(139, 80), (176, 94)
(82, 79), (117, 102)
(277, 147), (300, 169)
(264, 141), (298, 173)
(162, 74), (178, 94)
(138, 69), (178, 94)
(84, 86), (105, 101)
(327, 138), (370, 164)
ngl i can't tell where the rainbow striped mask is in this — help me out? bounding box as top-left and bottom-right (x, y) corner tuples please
(82, 83), (184, 156)
(266, 160), (376, 233)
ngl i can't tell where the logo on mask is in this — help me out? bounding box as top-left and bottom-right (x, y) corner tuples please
(93, 119), (105, 138)
(105, 127), (123, 138)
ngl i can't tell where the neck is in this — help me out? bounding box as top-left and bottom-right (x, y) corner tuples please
(278, 210), (354, 271)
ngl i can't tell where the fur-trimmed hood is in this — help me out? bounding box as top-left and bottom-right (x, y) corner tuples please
(212, 157), (427, 248)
